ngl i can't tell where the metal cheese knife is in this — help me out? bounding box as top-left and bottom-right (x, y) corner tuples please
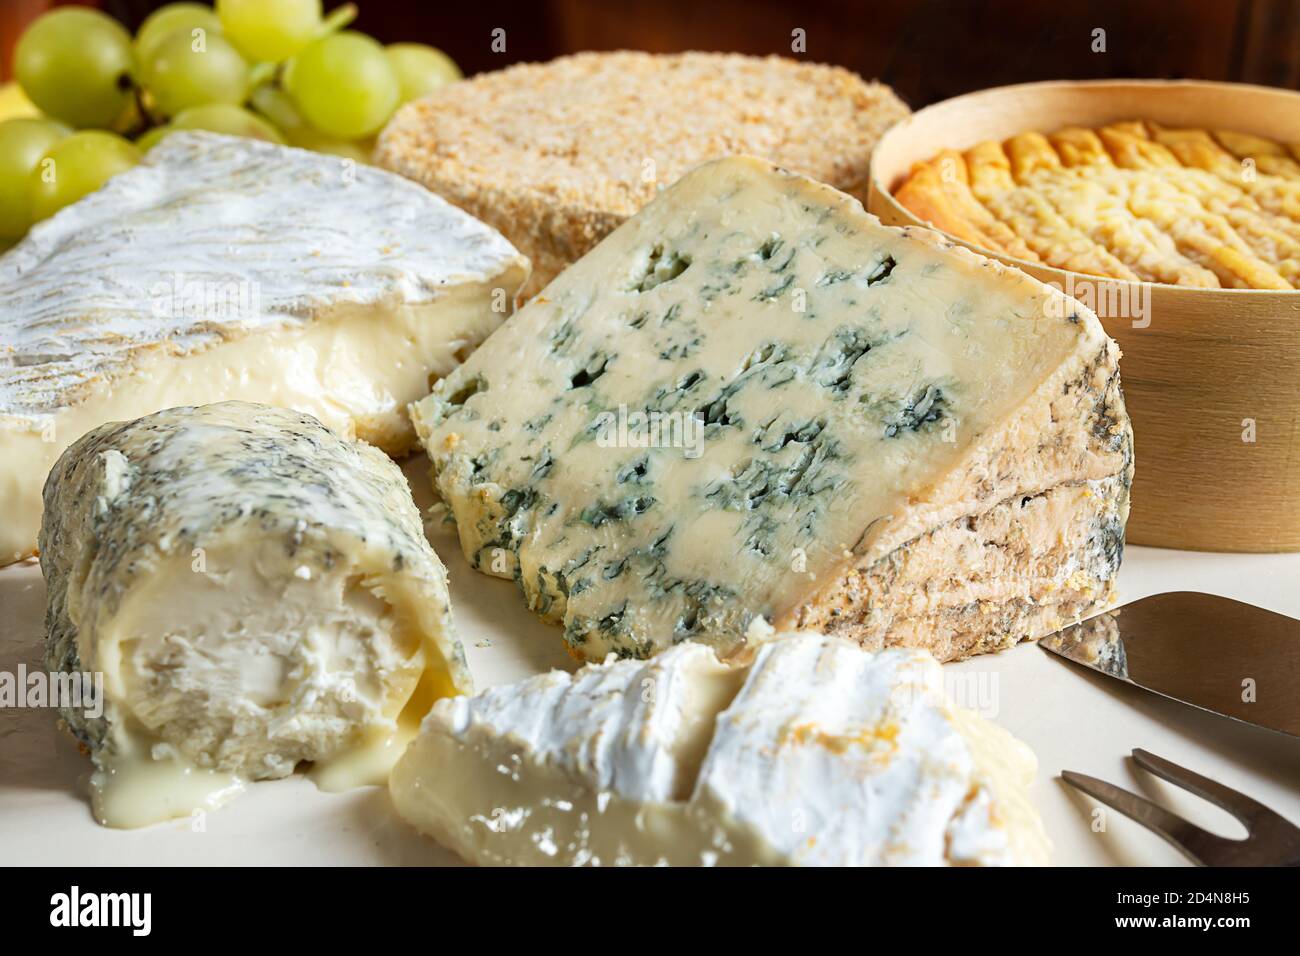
(1039, 592), (1300, 738)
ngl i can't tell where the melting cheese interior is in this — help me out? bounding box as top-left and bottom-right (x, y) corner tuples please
(91, 541), (429, 827)
(4, 288), (504, 565)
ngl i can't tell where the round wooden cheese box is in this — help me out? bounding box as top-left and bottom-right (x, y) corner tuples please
(868, 79), (1300, 553)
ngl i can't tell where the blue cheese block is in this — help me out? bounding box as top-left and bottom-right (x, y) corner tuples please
(40, 401), (470, 828)
(411, 156), (1133, 663)
(391, 622), (1051, 866)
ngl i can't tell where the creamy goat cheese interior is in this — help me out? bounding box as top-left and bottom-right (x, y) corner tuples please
(40, 402), (470, 828)
(390, 622), (1050, 866)
(0, 131), (528, 565)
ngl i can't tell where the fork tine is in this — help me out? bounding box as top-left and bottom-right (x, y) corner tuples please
(1130, 749), (1274, 828)
(1061, 770), (1226, 866)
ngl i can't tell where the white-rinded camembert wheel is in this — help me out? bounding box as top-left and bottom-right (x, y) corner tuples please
(390, 622), (1050, 866)
(410, 155), (1133, 664)
(1, 131), (528, 566)
(40, 401), (471, 829)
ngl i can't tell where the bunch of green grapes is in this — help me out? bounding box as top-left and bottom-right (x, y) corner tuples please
(1, 1), (461, 245)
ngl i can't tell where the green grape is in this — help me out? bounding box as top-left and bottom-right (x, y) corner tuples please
(217, 0), (321, 63)
(171, 104), (286, 144)
(28, 131), (141, 223)
(386, 44), (462, 104)
(136, 3), (223, 64)
(249, 82), (307, 135)
(250, 84), (366, 161)
(142, 30), (248, 118)
(136, 125), (175, 153)
(286, 127), (371, 164)
(286, 32), (399, 140)
(14, 8), (135, 129)
(0, 117), (70, 241)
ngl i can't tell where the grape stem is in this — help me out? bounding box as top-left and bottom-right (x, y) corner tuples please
(123, 83), (154, 138)
(318, 4), (359, 39)
(247, 62), (279, 93)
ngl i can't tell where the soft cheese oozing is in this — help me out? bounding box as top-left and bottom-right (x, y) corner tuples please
(112, 541), (422, 779)
(411, 155), (1133, 663)
(1, 131), (528, 565)
(40, 402), (471, 828)
(390, 623), (1051, 866)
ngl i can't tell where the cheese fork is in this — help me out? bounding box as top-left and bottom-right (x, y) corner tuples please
(1062, 749), (1300, 866)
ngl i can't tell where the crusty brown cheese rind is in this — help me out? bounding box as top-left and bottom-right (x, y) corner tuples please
(376, 51), (909, 296)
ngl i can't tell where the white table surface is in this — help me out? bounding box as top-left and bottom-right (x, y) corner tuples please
(2, 457), (1297, 866)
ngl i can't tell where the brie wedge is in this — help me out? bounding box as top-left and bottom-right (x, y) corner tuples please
(390, 622), (1050, 866)
(1, 131), (528, 565)
(40, 401), (471, 828)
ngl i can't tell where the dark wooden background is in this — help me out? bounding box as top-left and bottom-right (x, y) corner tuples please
(4, 0), (1299, 108)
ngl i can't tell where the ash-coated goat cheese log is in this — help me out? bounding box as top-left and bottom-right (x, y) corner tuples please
(410, 155), (1134, 664)
(390, 622), (1050, 866)
(40, 401), (471, 829)
(1, 131), (528, 565)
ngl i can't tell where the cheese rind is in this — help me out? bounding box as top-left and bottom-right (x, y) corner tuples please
(40, 401), (470, 828)
(390, 623), (1050, 866)
(411, 156), (1133, 663)
(1, 131), (528, 565)
(375, 51), (909, 295)
(896, 122), (1300, 288)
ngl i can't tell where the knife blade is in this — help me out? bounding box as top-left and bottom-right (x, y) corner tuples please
(1039, 591), (1300, 738)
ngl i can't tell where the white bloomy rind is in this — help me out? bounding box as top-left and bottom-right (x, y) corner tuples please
(391, 621), (1051, 866)
(0, 132), (528, 563)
